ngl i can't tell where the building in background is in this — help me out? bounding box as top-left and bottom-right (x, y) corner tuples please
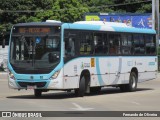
(0, 32), (9, 71)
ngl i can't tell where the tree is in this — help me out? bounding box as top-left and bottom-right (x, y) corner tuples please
(50, 0), (89, 22)
(0, 0), (158, 35)
(0, 0), (89, 33)
(83, 0), (114, 13)
(113, 0), (152, 13)
(0, 0), (37, 33)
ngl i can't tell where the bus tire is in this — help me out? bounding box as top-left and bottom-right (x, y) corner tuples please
(75, 76), (86, 97)
(127, 72), (137, 92)
(34, 89), (42, 97)
(90, 87), (101, 93)
(120, 72), (137, 92)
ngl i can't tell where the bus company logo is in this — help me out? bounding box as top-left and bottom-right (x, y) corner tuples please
(2, 112), (11, 117)
(81, 62), (90, 69)
(148, 62), (155, 66)
(74, 65), (77, 73)
(81, 62), (84, 69)
(136, 62), (142, 66)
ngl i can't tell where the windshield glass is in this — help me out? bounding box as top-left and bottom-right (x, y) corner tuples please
(10, 26), (61, 74)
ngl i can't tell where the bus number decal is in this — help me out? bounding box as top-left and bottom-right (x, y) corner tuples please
(91, 58), (95, 67)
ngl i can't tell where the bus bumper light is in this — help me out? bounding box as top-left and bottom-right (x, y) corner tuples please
(50, 70), (60, 79)
(8, 70), (15, 80)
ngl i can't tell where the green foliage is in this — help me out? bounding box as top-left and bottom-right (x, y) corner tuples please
(136, 3), (152, 13)
(0, 0), (157, 35)
(113, 0), (152, 13)
(51, 0), (89, 22)
(84, 0), (114, 13)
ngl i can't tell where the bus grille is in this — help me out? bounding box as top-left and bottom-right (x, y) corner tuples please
(17, 82), (47, 88)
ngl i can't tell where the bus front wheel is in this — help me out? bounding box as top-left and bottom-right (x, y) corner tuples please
(34, 89), (42, 97)
(75, 76), (86, 97)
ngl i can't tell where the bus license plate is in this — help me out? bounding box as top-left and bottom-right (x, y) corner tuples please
(27, 85), (37, 89)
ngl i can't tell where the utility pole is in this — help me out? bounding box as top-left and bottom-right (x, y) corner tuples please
(152, 0), (159, 47)
(155, 0), (159, 46)
(152, 0), (155, 30)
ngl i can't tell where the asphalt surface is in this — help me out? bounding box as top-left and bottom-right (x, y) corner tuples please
(0, 72), (160, 120)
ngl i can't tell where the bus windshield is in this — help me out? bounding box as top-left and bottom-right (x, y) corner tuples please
(10, 26), (61, 74)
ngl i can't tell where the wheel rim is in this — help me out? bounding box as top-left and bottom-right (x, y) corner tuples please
(131, 75), (136, 88)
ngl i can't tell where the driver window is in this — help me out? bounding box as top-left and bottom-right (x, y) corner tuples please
(40, 36), (60, 63)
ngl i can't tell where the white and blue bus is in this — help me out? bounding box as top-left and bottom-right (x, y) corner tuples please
(8, 20), (157, 97)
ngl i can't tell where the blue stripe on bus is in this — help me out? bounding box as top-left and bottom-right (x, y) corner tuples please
(96, 58), (105, 86)
(112, 26), (156, 34)
(68, 24), (101, 30)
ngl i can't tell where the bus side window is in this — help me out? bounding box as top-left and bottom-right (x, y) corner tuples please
(109, 38), (116, 54)
(109, 34), (121, 55)
(145, 35), (156, 55)
(121, 34), (132, 55)
(133, 34), (145, 55)
(65, 38), (75, 57)
(93, 33), (108, 55)
(80, 32), (92, 55)
(103, 34), (109, 54)
(94, 34), (103, 54)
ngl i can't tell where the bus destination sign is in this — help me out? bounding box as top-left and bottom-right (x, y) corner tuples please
(19, 27), (51, 34)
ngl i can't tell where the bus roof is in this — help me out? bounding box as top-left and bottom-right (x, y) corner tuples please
(13, 20), (156, 34)
(75, 21), (130, 27)
(14, 22), (62, 27)
(66, 21), (156, 34)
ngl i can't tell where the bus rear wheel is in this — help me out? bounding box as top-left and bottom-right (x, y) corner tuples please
(34, 89), (42, 97)
(120, 72), (137, 92)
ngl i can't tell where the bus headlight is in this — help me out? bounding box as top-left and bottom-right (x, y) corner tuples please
(50, 70), (60, 79)
(8, 70), (15, 80)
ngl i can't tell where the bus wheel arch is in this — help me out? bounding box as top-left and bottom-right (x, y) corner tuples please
(131, 67), (138, 81)
(75, 69), (91, 97)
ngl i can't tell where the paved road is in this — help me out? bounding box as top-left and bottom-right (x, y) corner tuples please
(0, 72), (160, 120)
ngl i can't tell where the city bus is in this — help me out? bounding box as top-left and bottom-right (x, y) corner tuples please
(8, 20), (157, 97)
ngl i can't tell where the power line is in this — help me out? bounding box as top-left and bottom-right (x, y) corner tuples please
(89, 0), (152, 9)
(0, 0), (152, 13)
(0, 10), (43, 13)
